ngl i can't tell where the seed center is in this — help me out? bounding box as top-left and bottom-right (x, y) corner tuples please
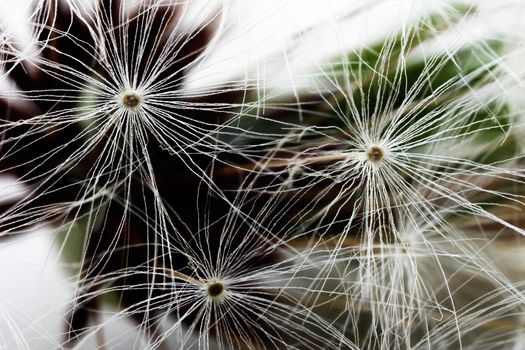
(121, 91), (141, 109)
(366, 145), (384, 163)
(207, 281), (225, 298)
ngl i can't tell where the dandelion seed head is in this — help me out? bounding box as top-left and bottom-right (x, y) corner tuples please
(1, 1), (524, 348)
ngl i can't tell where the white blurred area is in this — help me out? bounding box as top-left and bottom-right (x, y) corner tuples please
(0, 0), (524, 349)
(0, 228), (71, 350)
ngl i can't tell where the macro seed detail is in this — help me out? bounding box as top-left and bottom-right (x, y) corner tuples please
(207, 281), (225, 298)
(366, 145), (384, 163)
(0, 1), (523, 349)
(122, 91), (141, 109)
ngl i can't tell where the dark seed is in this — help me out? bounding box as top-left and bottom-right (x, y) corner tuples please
(207, 282), (224, 298)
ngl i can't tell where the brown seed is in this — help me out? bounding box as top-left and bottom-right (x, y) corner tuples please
(122, 92), (141, 108)
(366, 145), (384, 162)
(207, 282), (225, 298)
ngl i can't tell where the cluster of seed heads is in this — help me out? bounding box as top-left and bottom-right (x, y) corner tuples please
(0, 1), (524, 349)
